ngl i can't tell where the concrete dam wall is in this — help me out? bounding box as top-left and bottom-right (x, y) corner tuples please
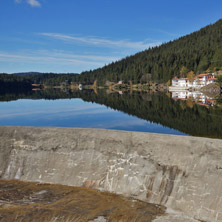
(0, 126), (222, 222)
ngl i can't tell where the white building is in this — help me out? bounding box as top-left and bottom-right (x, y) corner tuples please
(171, 73), (216, 89)
(172, 78), (189, 88)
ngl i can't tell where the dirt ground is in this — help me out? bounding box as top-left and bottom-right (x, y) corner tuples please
(0, 180), (165, 222)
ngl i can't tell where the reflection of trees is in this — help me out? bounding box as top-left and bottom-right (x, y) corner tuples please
(0, 89), (222, 139)
(186, 99), (194, 109)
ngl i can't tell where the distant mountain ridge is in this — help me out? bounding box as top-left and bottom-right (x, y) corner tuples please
(14, 72), (79, 76)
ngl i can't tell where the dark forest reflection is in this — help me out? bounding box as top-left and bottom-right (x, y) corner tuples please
(1, 88), (222, 139)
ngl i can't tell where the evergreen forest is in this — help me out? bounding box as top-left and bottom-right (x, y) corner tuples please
(80, 19), (222, 84)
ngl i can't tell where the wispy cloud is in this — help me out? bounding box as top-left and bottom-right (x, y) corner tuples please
(0, 50), (119, 67)
(40, 33), (161, 50)
(27, 0), (41, 7)
(15, 0), (41, 7)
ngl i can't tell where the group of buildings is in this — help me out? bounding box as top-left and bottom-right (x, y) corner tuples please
(169, 73), (217, 106)
(170, 73), (217, 90)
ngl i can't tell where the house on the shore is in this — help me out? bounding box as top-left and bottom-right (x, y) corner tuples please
(171, 73), (217, 89)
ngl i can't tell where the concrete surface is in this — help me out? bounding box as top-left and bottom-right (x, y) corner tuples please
(0, 126), (222, 221)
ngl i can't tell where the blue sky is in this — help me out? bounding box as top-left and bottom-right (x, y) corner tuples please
(0, 0), (222, 74)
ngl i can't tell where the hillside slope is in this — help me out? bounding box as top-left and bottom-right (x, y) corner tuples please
(81, 19), (222, 84)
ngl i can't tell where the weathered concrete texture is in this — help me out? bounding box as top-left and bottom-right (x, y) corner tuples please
(0, 126), (222, 222)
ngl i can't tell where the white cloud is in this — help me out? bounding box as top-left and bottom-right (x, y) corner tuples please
(15, 0), (41, 7)
(39, 50), (119, 62)
(27, 0), (41, 7)
(0, 50), (119, 67)
(40, 33), (161, 50)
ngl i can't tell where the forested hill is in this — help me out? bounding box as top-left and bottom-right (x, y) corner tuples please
(80, 19), (222, 84)
(14, 72), (78, 76)
(14, 72), (44, 76)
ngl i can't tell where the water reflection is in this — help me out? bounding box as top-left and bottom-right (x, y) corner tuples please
(0, 88), (222, 138)
(0, 98), (187, 136)
(171, 91), (216, 107)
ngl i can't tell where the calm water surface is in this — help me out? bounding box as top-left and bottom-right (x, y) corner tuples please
(1, 89), (222, 138)
(0, 98), (187, 135)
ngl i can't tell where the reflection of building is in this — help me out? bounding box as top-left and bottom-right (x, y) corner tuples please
(171, 73), (217, 89)
(171, 91), (216, 106)
(78, 84), (82, 90)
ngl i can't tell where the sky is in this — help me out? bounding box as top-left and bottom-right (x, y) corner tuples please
(0, 0), (222, 74)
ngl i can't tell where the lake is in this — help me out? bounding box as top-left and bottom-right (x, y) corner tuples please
(0, 88), (222, 138)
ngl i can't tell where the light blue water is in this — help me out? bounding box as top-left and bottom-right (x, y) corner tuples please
(0, 98), (188, 136)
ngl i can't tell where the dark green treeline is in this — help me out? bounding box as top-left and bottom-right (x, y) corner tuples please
(0, 73), (80, 87)
(0, 74), (32, 94)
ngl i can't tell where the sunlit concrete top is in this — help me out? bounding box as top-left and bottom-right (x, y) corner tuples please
(0, 126), (222, 222)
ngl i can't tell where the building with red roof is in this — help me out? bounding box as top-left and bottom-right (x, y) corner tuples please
(171, 73), (217, 89)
